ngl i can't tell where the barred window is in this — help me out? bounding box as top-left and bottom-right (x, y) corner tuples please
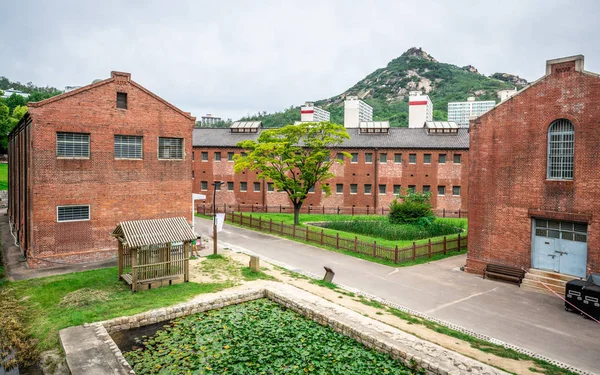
(336, 184), (343, 193)
(240, 182), (247, 192)
(57, 205), (90, 222)
(454, 154), (462, 164)
(424, 154), (431, 164)
(202, 152), (208, 161)
(227, 181), (234, 191)
(393, 185), (401, 195)
(114, 135), (142, 159)
(228, 152), (234, 161)
(547, 119), (574, 180)
(378, 184), (386, 194)
(57, 132), (90, 158)
(453, 186), (461, 196)
(409, 154), (416, 164)
(267, 182), (274, 192)
(394, 153), (402, 163)
(365, 153), (373, 163)
(350, 184), (357, 194)
(116, 92), (127, 109)
(254, 182), (261, 192)
(351, 153), (358, 163)
(364, 184), (372, 194)
(380, 153), (387, 163)
(439, 154), (447, 164)
(214, 152), (221, 161)
(158, 137), (183, 160)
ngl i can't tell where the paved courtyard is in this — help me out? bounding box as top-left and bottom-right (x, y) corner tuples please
(195, 216), (599, 374)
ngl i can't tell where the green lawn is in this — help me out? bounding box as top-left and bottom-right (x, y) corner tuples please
(0, 163), (7, 190)
(201, 212), (468, 268)
(1, 267), (230, 354)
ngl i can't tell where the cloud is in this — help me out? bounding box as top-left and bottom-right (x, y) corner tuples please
(1, 0), (598, 120)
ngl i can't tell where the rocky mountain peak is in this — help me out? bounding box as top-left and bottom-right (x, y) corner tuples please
(463, 65), (479, 74)
(491, 72), (528, 87)
(401, 47), (437, 62)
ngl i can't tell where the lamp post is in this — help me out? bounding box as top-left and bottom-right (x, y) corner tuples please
(211, 181), (222, 255)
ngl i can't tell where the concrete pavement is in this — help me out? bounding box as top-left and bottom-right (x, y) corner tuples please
(196, 216), (599, 374)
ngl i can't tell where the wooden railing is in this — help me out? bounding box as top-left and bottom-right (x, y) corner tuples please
(197, 204), (466, 218)
(226, 212), (467, 264)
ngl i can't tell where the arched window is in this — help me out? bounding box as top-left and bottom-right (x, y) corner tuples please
(547, 119), (574, 180)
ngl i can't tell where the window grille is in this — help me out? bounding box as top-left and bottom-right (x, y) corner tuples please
(228, 152), (234, 161)
(158, 137), (183, 159)
(227, 182), (234, 191)
(454, 154), (462, 164)
(423, 185), (431, 193)
(201, 181), (208, 190)
(364, 184), (372, 194)
(409, 154), (416, 164)
(267, 182), (274, 192)
(57, 132), (90, 158)
(202, 152), (208, 161)
(453, 186), (461, 196)
(117, 92), (127, 109)
(114, 135), (142, 159)
(379, 184), (386, 194)
(535, 219), (587, 242)
(57, 205), (90, 222)
(350, 184), (357, 194)
(254, 182), (261, 192)
(438, 186), (446, 195)
(547, 119), (574, 180)
(351, 153), (358, 163)
(214, 152), (221, 161)
(393, 185), (401, 195)
(240, 182), (247, 192)
(380, 153), (387, 163)
(336, 184), (343, 193)
(424, 154), (431, 164)
(439, 154), (447, 164)
(394, 153), (402, 163)
(365, 153), (373, 163)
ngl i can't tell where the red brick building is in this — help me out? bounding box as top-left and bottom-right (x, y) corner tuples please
(8, 71), (195, 268)
(467, 55), (599, 278)
(192, 122), (469, 214)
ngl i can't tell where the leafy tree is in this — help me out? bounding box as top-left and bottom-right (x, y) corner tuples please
(2, 94), (27, 113)
(0, 103), (13, 150)
(388, 189), (434, 224)
(234, 122), (350, 225)
(12, 105), (27, 121)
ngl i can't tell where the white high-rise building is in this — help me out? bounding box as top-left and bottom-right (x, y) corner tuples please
(300, 102), (330, 122)
(408, 91), (433, 128)
(201, 114), (222, 126)
(343, 96), (373, 128)
(498, 88), (518, 102)
(447, 97), (496, 127)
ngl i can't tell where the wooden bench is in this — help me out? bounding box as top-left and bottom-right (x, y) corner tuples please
(483, 264), (525, 286)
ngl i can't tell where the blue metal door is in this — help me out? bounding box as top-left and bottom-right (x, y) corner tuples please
(532, 219), (587, 278)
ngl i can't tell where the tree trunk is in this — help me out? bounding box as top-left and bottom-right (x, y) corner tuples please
(293, 203), (302, 225)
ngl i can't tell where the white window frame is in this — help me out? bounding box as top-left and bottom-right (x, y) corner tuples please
(56, 205), (90, 223)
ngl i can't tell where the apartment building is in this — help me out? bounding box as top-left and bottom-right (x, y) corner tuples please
(448, 97), (496, 127)
(300, 101), (330, 122)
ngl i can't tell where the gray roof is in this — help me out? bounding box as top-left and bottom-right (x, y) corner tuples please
(193, 127), (469, 149)
(111, 217), (196, 248)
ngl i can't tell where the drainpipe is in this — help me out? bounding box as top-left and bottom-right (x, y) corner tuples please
(374, 148), (379, 210)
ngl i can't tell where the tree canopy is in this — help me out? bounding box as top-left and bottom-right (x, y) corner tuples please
(234, 121), (350, 224)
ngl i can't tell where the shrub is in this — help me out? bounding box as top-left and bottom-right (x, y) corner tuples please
(389, 190), (434, 224)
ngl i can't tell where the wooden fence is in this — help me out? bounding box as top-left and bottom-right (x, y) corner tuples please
(198, 204), (466, 218)
(226, 212), (467, 264)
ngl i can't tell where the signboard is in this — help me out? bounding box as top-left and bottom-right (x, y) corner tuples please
(193, 193), (206, 200)
(216, 213), (226, 233)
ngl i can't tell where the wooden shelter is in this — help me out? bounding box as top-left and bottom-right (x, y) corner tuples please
(111, 217), (195, 291)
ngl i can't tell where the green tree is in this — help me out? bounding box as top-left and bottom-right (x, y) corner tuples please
(12, 105), (28, 121)
(234, 122), (350, 225)
(388, 189), (434, 224)
(0, 103), (13, 150)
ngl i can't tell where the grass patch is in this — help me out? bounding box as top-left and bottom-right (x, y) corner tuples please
(0, 164), (7, 190)
(310, 279), (338, 290)
(241, 267), (277, 281)
(2, 267), (229, 354)
(357, 296), (385, 309)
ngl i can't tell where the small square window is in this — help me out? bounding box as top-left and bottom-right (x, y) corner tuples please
(240, 182), (247, 192)
(254, 182), (260, 192)
(453, 186), (461, 196)
(158, 137), (183, 160)
(380, 153), (387, 163)
(351, 153), (358, 163)
(192, 171), (195, 179)
(423, 185), (431, 193)
(57, 205), (90, 222)
(336, 153), (344, 161)
(336, 184), (343, 194)
(201, 181), (208, 191)
(365, 153), (373, 163)
(192, 151), (195, 161)
(409, 154), (416, 164)
(364, 184), (372, 194)
(228, 152), (234, 161)
(393, 185), (401, 195)
(378, 184), (386, 194)
(350, 184), (358, 194)
(454, 154), (462, 164)
(214, 152), (221, 161)
(394, 153), (402, 163)
(408, 185), (416, 193)
(116, 92), (127, 109)
(227, 181), (234, 191)
(267, 182), (274, 192)
(201, 152), (208, 161)
(424, 154), (431, 164)
(439, 154), (447, 164)
(438, 186), (446, 195)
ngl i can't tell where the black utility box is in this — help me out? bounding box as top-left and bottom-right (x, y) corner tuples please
(581, 284), (600, 320)
(565, 279), (592, 313)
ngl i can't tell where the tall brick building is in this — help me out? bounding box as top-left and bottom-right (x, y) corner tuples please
(8, 71), (195, 268)
(192, 121), (469, 213)
(467, 55), (599, 278)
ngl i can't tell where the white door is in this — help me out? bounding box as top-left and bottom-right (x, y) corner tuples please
(532, 219), (588, 278)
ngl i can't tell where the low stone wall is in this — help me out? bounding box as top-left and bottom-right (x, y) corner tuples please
(61, 282), (508, 375)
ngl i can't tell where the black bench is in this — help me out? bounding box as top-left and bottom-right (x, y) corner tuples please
(483, 264), (525, 286)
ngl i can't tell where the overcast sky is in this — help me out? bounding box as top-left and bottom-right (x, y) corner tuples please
(2, 0), (598, 120)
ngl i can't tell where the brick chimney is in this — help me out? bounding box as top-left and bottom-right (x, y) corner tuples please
(545, 55), (584, 76)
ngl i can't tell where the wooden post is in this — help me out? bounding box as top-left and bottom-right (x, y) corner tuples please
(184, 242), (190, 282)
(250, 214), (253, 227)
(428, 239), (432, 258)
(367, 206), (370, 215)
(412, 242), (416, 260)
(443, 236), (447, 255)
(352, 206), (355, 216)
(443, 208), (446, 218)
(259, 216), (262, 230)
(394, 245), (399, 263)
(269, 218), (273, 232)
(238, 203), (240, 212)
(320, 229), (324, 245)
(457, 233), (461, 251)
(458, 209), (462, 218)
(293, 224), (296, 238)
(337, 206), (340, 215)
(373, 240), (377, 257)
(280, 204), (282, 213)
(118, 241), (123, 279)
(306, 226), (309, 241)
(336, 233), (339, 249)
(322, 206), (325, 214)
(131, 248), (138, 292)
(354, 236), (357, 253)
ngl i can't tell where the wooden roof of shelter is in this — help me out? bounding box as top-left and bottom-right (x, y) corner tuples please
(111, 217), (196, 248)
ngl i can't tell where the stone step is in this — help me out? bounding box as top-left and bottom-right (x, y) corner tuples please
(521, 278), (565, 295)
(526, 268), (580, 282)
(523, 273), (569, 287)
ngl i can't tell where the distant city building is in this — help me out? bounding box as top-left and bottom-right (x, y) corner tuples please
(300, 102), (330, 122)
(343, 96), (373, 128)
(1, 88), (29, 99)
(447, 97), (495, 127)
(201, 114), (222, 126)
(498, 88), (518, 102)
(408, 91), (433, 128)
(64, 86), (81, 92)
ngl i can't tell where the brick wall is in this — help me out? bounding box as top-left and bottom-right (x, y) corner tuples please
(18, 72), (194, 267)
(193, 146), (468, 212)
(467, 57), (600, 275)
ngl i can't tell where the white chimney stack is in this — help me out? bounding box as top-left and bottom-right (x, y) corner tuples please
(408, 91), (433, 128)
